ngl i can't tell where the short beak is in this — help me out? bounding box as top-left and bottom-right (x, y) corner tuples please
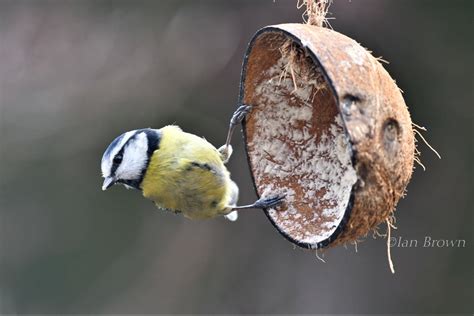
(102, 177), (116, 191)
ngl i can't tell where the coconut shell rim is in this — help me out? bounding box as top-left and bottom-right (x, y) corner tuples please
(238, 24), (357, 249)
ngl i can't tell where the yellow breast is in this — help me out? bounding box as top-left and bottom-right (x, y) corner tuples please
(141, 125), (232, 219)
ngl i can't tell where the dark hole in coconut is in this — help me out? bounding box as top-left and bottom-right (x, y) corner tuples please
(242, 32), (358, 248)
(383, 118), (400, 142)
(382, 118), (401, 154)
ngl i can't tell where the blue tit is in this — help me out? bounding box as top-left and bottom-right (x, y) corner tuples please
(101, 105), (284, 221)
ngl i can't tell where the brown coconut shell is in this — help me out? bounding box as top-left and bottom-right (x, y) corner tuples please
(239, 24), (415, 249)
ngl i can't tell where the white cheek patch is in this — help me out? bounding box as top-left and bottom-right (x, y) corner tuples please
(101, 163), (111, 178)
(115, 132), (149, 180)
(101, 130), (137, 178)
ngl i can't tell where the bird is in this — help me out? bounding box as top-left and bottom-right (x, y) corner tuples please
(100, 105), (284, 221)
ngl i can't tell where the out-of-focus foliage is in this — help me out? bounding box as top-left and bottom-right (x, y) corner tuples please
(0, 0), (472, 313)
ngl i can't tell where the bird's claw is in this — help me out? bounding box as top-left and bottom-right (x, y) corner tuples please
(254, 194), (286, 209)
(230, 104), (253, 126)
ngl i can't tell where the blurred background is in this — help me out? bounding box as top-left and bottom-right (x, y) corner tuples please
(0, 0), (472, 314)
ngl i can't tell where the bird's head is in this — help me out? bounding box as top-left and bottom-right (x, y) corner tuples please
(101, 128), (160, 191)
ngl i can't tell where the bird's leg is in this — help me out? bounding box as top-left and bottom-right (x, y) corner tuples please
(218, 104), (253, 163)
(225, 104), (253, 148)
(229, 195), (285, 210)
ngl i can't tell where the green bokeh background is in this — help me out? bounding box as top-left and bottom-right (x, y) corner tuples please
(0, 0), (472, 314)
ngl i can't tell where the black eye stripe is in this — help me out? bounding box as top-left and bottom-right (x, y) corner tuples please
(109, 131), (141, 175)
(111, 148), (125, 175)
(113, 154), (123, 164)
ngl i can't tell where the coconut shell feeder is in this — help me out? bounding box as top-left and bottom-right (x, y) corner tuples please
(238, 4), (415, 255)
